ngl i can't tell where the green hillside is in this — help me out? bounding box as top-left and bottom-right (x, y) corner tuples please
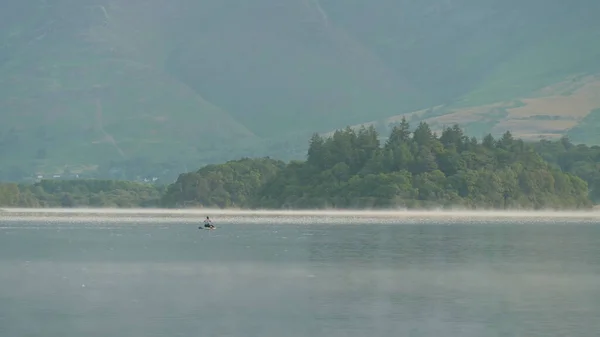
(1, 0), (599, 180)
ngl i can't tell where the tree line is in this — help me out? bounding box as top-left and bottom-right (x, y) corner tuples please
(162, 120), (599, 210)
(0, 120), (598, 210)
(0, 179), (163, 208)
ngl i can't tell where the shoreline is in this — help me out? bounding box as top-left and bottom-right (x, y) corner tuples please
(1, 207), (600, 219)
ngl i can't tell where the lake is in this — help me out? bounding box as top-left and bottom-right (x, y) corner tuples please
(0, 210), (599, 336)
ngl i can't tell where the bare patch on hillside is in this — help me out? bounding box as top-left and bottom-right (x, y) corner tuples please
(422, 103), (509, 125)
(506, 76), (600, 119)
(326, 75), (600, 141)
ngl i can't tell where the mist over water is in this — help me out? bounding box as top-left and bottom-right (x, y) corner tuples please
(1, 211), (599, 336)
(1, 207), (600, 225)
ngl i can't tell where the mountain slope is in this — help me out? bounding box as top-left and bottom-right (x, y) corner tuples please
(319, 0), (600, 143)
(0, 0), (422, 176)
(1, 0), (600, 179)
(164, 0), (421, 137)
(0, 0), (258, 172)
(321, 0), (600, 106)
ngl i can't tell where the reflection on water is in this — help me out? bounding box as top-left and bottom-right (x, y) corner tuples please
(0, 219), (599, 336)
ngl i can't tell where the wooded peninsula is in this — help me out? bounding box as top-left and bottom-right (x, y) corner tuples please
(1, 120), (599, 210)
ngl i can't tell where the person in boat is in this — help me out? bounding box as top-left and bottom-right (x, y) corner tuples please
(203, 216), (215, 229)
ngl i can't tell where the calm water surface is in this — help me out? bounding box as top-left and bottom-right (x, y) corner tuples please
(0, 217), (599, 336)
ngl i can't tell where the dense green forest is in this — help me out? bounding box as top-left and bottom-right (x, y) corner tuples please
(0, 121), (598, 210)
(162, 120), (599, 210)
